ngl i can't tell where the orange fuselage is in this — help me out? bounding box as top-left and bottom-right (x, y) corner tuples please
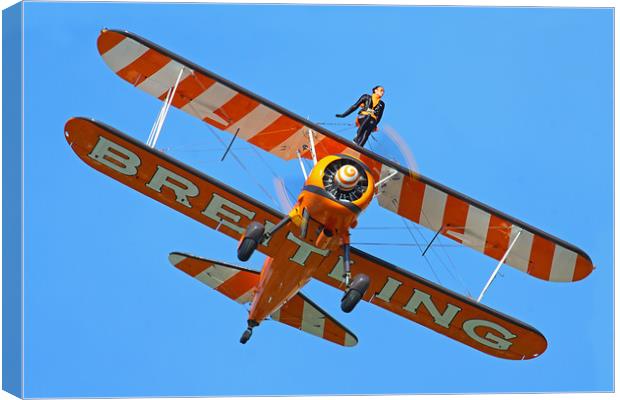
(248, 155), (376, 324)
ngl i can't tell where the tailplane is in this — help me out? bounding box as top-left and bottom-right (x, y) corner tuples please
(169, 252), (357, 346)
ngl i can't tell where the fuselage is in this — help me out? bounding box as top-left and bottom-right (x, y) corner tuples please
(247, 155), (375, 325)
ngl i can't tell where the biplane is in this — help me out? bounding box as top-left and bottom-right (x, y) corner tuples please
(64, 29), (594, 360)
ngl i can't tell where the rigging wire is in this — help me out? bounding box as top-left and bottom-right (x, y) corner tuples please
(357, 225), (518, 231)
(335, 126), (356, 134)
(399, 218), (443, 285)
(246, 144), (299, 202)
(315, 122), (355, 126)
(411, 213), (473, 298)
(437, 233), (484, 289)
(368, 133), (472, 297)
(204, 125), (280, 209)
(364, 137), (447, 286)
(179, 101), (282, 209)
(159, 145), (255, 153)
(351, 242), (460, 247)
(355, 226), (415, 230)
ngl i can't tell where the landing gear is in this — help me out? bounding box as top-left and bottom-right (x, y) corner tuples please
(343, 242), (352, 287)
(237, 217), (292, 262)
(240, 328), (253, 344)
(340, 241), (370, 313)
(237, 222), (265, 261)
(341, 273), (370, 313)
(240, 320), (259, 344)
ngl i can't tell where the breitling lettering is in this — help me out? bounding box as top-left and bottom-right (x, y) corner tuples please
(327, 256), (350, 281)
(374, 277), (403, 302)
(326, 262), (517, 351)
(146, 166), (199, 208)
(202, 193), (256, 235)
(87, 134), (518, 352)
(285, 232), (330, 266)
(261, 220), (276, 246)
(462, 319), (516, 350)
(88, 136), (263, 235)
(88, 136), (141, 175)
(403, 289), (462, 328)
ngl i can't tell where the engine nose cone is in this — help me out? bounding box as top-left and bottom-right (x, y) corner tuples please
(335, 165), (360, 191)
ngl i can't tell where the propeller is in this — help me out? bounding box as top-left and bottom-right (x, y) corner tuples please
(273, 177), (294, 213)
(368, 123), (420, 174)
(323, 159), (369, 202)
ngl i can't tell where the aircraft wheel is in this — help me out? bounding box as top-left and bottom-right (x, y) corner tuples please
(340, 274), (370, 313)
(237, 222), (265, 261)
(240, 328), (252, 344)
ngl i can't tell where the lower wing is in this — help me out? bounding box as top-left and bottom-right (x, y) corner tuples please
(312, 247), (547, 360)
(64, 117), (286, 257)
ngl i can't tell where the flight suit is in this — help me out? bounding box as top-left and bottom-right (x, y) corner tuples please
(337, 93), (385, 147)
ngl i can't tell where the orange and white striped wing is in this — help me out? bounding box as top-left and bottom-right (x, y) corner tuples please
(376, 167), (594, 282)
(64, 117), (286, 259)
(169, 252), (357, 347)
(271, 292), (358, 347)
(170, 253), (259, 304)
(312, 247), (547, 360)
(96, 30), (389, 175)
(97, 29), (341, 161)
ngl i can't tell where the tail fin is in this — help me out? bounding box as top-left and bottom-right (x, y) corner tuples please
(169, 252), (357, 346)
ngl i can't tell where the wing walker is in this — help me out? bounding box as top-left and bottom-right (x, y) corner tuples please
(64, 30), (595, 360)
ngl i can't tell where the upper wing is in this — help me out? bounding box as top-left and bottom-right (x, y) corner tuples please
(312, 247), (548, 360)
(96, 29), (376, 165)
(169, 252), (358, 347)
(97, 29), (593, 283)
(376, 168), (594, 282)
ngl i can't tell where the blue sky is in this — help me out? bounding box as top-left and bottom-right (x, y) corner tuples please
(17, 2), (612, 397)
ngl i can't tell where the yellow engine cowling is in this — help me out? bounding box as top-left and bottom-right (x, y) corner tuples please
(288, 154), (375, 247)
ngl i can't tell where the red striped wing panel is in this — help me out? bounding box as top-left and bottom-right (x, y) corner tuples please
(270, 291), (358, 347)
(97, 29), (353, 163)
(376, 167), (594, 282)
(97, 29), (385, 173)
(312, 247), (548, 360)
(170, 253), (259, 304)
(169, 252), (357, 347)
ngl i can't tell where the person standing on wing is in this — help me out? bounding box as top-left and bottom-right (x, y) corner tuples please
(336, 85), (385, 147)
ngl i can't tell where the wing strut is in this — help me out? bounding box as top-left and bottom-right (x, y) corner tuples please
(375, 168), (399, 188)
(308, 128), (318, 165)
(146, 67), (184, 148)
(296, 149), (309, 179)
(220, 128), (240, 161)
(477, 229), (522, 302)
(421, 225), (444, 257)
